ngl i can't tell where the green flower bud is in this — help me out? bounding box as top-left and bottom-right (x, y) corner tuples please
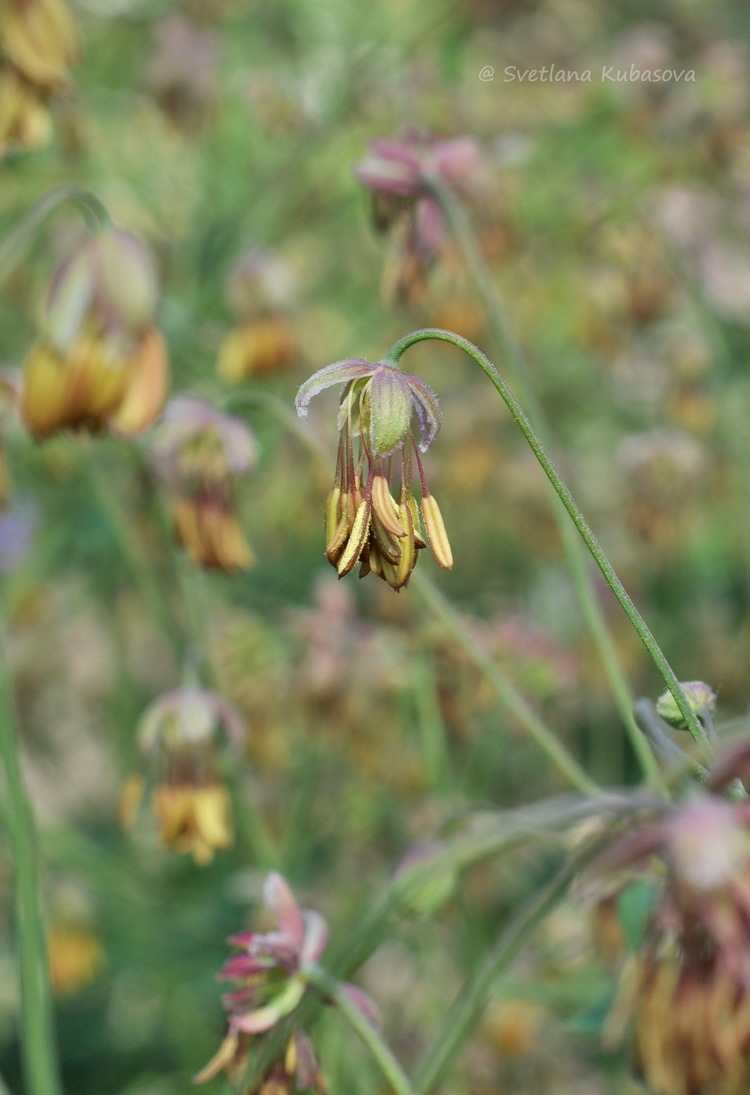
(656, 681), (716, 731)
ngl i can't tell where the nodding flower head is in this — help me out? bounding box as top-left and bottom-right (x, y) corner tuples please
(354, 132), (483, 305)
(20, 226), (168, 439)
(296, 356), (452, 590)
(195, 872), (374, 1087)
(151, 395), (258, 572)
(120, 686), (245, 866)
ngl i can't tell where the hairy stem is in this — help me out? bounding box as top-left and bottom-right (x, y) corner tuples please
(386, 328), (706, 748)
(427, 177), (666, 789)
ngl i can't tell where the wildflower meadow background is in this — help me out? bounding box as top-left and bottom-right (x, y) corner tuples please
(3, 1), (750, 1094)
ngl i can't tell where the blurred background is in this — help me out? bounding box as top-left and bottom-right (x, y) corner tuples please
(2, 0), (750, 1091)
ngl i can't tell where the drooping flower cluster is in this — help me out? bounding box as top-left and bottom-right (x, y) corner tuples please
(602, 741), (750, 1095)
(354, 132), (483, 304)
(120, 686), (245, 865)
(151, 395), (257, 572)
(196, 873), (374, 1089)
(217, 249), (298, 383)
(21, 226), (168, 439)
(296, 355), (452, 590)
(0, 0), (77, 156)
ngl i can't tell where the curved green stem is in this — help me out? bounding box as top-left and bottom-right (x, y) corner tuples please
(427, 177), (666, 790)
(305, 963), (415, 1095)
(0, 184), (111, 287)
(0, 612), (62, 1095)
(385, 328), (705, 749)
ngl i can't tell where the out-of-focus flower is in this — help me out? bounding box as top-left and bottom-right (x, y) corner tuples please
(0, 0), (77, 155)
(0, 0), (77, 87)
(196, 873), (373, 1087)
(120, 686), (245, 865)
(617, 429), (707, 552)
(218, 315), (297, 383)
(355, 132), (483, 306)
(218, 250), (298, 383)
(0, 63), (51, 154)
(48, 923), (104, 996)
(602, 740), (750, 1095)
(151, 395), (257, 572)
(20, 227), (168, 439)
(145, 14), (219, 132)
(296, 355), (451, 589)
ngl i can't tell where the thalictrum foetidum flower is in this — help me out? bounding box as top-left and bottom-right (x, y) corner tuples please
(20, 227), (168, 438)
(0, 0), (78, 88)
(218, 249), (298, 382)
(601, 740), (750, 1095)
(354, 132), (483, 304)
(196, 873), (375, 1086)
(296, 356), (452, 589)
(120, 686), (245, 866)
(151, 395), (257, 572)
(0, 0), (76, 155)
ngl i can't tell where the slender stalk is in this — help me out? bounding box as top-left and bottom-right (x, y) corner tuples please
(0, 184), (110, 287)
(412, 571), (601, 796)
(428, 176), (666, 789)
(305, 963), (415, 1095)
(410, 835), (609, 1095)
(385, 328), (706, 748)
(0, 613), (62, 1095)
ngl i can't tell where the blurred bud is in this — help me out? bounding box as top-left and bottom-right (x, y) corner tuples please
(226, 249), (296, 321)
(394, 842), (457, 916)
(151, 395), (257, 573)
(655, 681), (716, 731)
